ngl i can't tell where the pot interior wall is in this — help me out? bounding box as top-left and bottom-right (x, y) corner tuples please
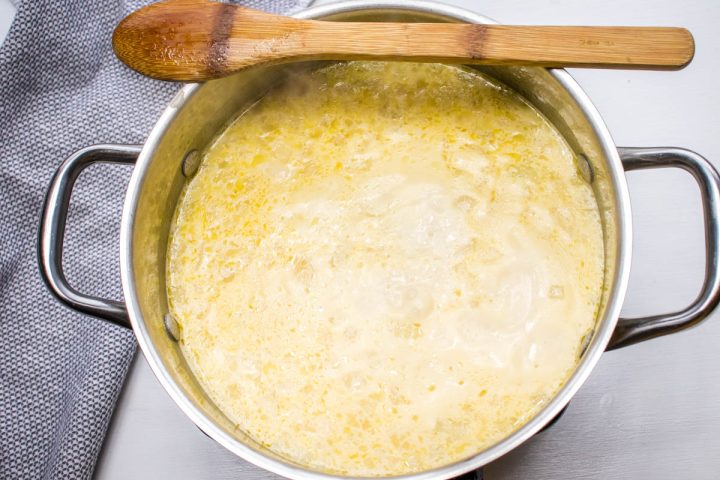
(128, 6), (620, 474)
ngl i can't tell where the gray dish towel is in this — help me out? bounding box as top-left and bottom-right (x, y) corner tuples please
(0, 0), (309, 478)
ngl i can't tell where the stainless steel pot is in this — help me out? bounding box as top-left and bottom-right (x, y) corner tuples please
(38, 1), (720, 478)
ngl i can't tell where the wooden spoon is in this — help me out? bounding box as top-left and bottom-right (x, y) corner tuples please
(112, 0), (695, 82)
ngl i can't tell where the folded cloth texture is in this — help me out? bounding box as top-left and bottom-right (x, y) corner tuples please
(0, 0), (309, 478)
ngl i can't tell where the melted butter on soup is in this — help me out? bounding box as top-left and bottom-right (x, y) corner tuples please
(167, 62), (604, 476)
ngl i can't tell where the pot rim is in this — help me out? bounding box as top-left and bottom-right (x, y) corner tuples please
(119, 1), (632, 478)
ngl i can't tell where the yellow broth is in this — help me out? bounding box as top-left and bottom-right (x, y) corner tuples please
(166, 62), (604, 476)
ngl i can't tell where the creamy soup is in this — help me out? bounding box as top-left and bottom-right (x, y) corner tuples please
(167, 62), (604, 476)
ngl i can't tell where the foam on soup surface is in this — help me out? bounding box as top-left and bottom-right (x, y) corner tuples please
(167, 62), (604, 476)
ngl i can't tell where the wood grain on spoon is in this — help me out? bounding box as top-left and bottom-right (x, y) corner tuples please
(112, 0), (695, 82)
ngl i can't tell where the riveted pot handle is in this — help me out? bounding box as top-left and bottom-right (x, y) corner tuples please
(38, 144), (142, 328)
(608, 147), (720, 349)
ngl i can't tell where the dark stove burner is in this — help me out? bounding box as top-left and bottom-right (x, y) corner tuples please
(539, 404), (569, 433)
(454, 469), (484, 480)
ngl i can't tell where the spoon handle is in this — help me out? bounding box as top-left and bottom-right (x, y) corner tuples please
(296, 23), (694, 70)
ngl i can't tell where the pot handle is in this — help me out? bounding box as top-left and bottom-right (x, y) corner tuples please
(608, 147), (720, 349)
(38, 144), (142, 329)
